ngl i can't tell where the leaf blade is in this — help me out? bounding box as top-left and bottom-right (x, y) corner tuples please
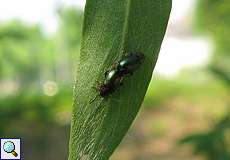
(69, 1), (172, 160)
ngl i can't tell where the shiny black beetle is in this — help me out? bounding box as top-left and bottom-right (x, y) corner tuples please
(105, 52), (145, 77)
(117, 52), (145, 76)
(99, 69), (123, 97)
(90, 52), (145, 103)
(90, 68), (123, 103)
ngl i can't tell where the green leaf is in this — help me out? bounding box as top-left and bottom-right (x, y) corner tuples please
(68, 0), (171, 160)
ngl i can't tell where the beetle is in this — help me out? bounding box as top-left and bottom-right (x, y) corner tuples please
(99, 69), (123, 97)
(90, 68), (123, 103)
(117, 52), (145, 76)
(90, 52), (145, 103)
(105, 52), (145, 77)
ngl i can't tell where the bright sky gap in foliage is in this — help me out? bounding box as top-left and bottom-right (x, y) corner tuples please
(0, 0), (210, 77)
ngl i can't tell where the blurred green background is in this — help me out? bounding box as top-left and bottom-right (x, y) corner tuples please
(0, 0), (229, 160)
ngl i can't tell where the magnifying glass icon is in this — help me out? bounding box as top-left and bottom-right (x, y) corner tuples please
(3, 141), (18, 157)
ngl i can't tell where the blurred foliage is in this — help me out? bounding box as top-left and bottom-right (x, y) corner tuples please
(58, 7), (82, 49)
(0, 7), (83, 138)
(0, 7), (83, 87)
(0, 88), (72, 136)
(56, 7), (83, 81)
(144, 72), (228, 108)
(209, 65), (230, 87)
(195, 0), (230, 56)
(180, 115), (230, 160)
(0, 21), (47, 85)
(195, 0), (230, 83)
(180, 1), (230, 160)
(0, 8), (78, 156)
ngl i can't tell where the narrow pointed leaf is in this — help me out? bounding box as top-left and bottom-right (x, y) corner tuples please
(69, 0), (171, 159)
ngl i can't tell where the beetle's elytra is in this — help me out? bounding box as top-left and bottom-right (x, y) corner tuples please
(90, 52), (145, 103)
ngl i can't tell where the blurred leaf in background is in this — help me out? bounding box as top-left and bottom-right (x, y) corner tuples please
(56, 7), (83, 82)
(0, 21), (47, 87)
(194, 0), (230, 85)
(180, 0), (230, 159)
(180, 115), (230, 160)
(0, 7), (83, 160)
